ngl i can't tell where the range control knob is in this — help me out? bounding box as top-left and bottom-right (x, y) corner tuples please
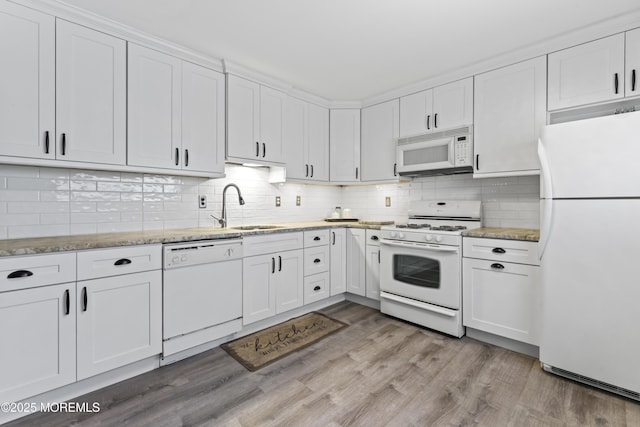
(425, 234), (433, 242)
(172, 256), (180, 264)
(435, 236), (443, 243)
(398, 233), (405, 239)
(390, 231), (398, 238)
(180, 255), (188, 262)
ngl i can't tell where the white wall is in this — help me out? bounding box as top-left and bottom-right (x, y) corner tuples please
(0, 164), (539, 240)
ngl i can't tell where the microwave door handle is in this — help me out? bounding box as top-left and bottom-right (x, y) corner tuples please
(449, 139), (455, 165)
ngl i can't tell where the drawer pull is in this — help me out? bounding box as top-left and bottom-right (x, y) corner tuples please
(7, 270), (33, 279)
(64, 289), (70, 315)
(370, 235), (379, 241)
(491, 263), (505, 270)
(114, 258), (132, 266)
(492, 247), (506, 254)
(314, 258), (321, 264)
(313, 236), (321, 241)
(313, 285), (321, 291)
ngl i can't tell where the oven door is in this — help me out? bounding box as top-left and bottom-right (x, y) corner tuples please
(380, 239), (461, 309)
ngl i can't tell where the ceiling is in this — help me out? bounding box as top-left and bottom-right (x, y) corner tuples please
(58, 0), (640, 101)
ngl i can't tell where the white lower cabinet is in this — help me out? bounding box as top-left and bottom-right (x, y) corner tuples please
(243, 233), (305, 325)
(463, 238), (540, 345)
(346, 228), (366, 296)
(365, 229), (381, 300)
(0, 283), (76, 403)
(329, 228), (347, 295)
(76, 270), (162, 380)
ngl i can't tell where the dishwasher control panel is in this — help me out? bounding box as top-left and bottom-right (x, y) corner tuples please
(163, 239), (243, 268)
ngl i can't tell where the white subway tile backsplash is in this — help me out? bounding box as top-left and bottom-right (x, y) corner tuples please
(0, 164), (540, 240)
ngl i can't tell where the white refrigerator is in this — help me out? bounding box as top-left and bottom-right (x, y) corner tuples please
(538, 110), (640, 400)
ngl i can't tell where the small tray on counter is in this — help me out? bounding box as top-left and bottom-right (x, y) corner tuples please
(324, 218), (359, 222)
(358, 220), (394, 225)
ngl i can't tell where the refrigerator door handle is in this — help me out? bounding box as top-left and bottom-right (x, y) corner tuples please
(538, 138), (553, 260)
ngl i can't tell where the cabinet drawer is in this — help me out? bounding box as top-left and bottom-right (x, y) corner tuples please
(463, 237), (539, 265)
(77, 245), (162, 280)
(366, 229), (381, 246)
(0, 252), (76, 292)
(304, 272), (330, 305)
(304, 229), (330, 247)
(243, 232), (303, 257)
(304, 246), (330, 276)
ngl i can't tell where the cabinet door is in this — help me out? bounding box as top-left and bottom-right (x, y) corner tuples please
(0, 283), (76, 403)
(399, 89), (433, 137)
(284, 96), (308, 179)
(626, 28), (640, 98)
(227, 75), (260, 161)
(432, 78), (473, 131)
(365, 244), (381, 300)
(361, 99), (400, 181)
(548, 34), (625, 110)
(307, 104), (329, 181)
(76, 270), (161, 380)
(329, 109), (361, 182)
(276, 249), (304, 314)
(260, 86), (286, 163)
(346, 228), (366, 296)
(463, 258), (539, 345)
(56, 20), (126, 165)
(474, 56), (546, 176)
(181, 62), (225, 174)
(330, 229), (347, 295)
(0, 3), (54, 159)
(127, 44), (182, 169)
(243, 253), (276, 325)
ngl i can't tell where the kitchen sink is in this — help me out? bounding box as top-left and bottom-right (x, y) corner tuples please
(230, 225), (285, 231)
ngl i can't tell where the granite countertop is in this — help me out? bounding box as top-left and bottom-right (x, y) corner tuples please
(0, 220), (391, 257)
(462, 227), (540, 242)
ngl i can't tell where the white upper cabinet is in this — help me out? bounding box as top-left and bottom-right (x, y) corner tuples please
(399, 78), (473, 137)
(0, 2), (54, 159)
(128, 44), (225, 175)
(180, 62), (226, 174)
(284, 97), (329, 181)
(626, 28), (640, 98)
(474, 56), (547, 177)
(56, 20), (126, 165)
(128, 44), (182, 169)
(361, 99), (400, 181)
(548, 34), (625, 110)
(329, 109), (361, 182)
(227, 75), (285, 164)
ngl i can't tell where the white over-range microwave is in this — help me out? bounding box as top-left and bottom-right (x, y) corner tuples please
(396, 126), (473, 176)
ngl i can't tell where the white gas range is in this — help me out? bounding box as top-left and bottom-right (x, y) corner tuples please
(379, 200), (482, 337)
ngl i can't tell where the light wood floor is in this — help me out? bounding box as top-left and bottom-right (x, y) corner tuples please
(9, 301), (640, 426)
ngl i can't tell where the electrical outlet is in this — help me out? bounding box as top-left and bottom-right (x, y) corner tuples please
(385, 196), (391, 207)
(275, 196), (281, 207)
(296, 195), (301, 206)
(199, 195), (207, 208)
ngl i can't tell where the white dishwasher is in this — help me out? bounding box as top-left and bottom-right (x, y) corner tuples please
(163, 239), (243, 357)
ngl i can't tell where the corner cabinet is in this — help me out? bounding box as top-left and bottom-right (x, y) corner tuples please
(227, 75), (286, 165)
(361, 99), (400, 181)
(463, 237), (540, 345)
(329, 109), (361, 182)
(473, 56), (546, 177)
(284, 97), (329, 181)
(399, 78), (473, 137)
(0, 2), (55, 159)
(128, 44), (225, 175)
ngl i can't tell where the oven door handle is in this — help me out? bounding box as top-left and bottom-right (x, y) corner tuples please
(380, 240), (458, 253)
(380, 292), (456, 318)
